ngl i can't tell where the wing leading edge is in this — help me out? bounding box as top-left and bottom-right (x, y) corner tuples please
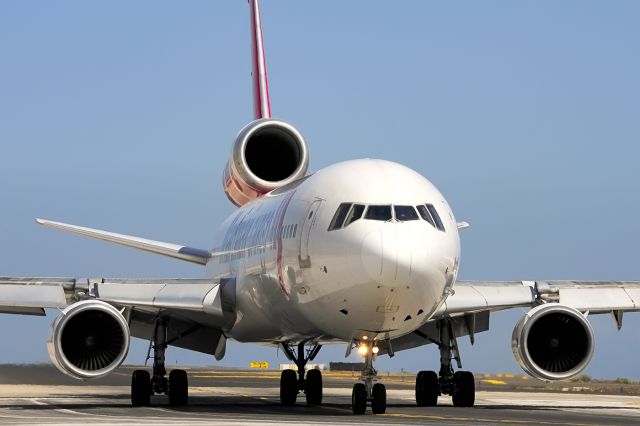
(0, 276), (235, 359)
(388, 280), (640, 356)
(440, 280), (640, 317)
(36, 218), (212, 265)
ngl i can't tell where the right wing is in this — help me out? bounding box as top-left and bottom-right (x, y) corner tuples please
(0, 276), (236, 358)
(36, 219), (212, 265)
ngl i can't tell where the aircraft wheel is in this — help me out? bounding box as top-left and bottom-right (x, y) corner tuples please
(452, 371), (475, 407)
(305, 369), (322, 405)
(371, 383), (387, 415)
(351, 383), (367, 415)
(280, 369), (298, 406)
(416, 370), (439, 407)
(168, 369), (189, 406)
(131, 370), (151, 407)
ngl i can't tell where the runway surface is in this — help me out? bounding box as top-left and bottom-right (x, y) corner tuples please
(0, 366), (638, 425)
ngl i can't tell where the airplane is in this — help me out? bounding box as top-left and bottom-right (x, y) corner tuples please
(1, 0), (639, 416)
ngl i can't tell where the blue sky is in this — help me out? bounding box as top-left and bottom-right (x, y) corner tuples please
(1, 1), (639, 379)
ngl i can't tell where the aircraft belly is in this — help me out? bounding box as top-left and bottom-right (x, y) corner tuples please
(228, 271), (325, 342)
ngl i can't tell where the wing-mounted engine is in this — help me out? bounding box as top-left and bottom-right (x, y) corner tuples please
(47, 300), (130, 380)
(223, 118), (309, 206)
(512, 303), (594, 381)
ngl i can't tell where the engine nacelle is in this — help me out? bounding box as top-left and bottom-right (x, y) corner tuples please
(512, 303), (594, 381)
(223, 118), (309, 206)
(47, 300), (130, 380)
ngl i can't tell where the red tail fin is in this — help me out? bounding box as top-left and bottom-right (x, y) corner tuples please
(249, 0), (271, 119)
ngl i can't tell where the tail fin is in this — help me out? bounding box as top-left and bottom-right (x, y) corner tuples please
(249, 0), (271, 119)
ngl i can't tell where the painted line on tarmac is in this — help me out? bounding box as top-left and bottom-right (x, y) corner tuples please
(381, 412), (597, 426)
(30, 398), (94, 417)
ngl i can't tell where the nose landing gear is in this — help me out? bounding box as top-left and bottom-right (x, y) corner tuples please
(351, 341), (387, 415)
(415, 318), (475, 408)
(279, 342), (323, 406)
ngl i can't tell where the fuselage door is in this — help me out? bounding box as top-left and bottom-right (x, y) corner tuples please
(299, 199), (323, 268)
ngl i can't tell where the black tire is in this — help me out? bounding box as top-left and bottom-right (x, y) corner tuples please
(351, 383), (367, 415)
(371, 383), (387, 415)
(416, 370), (439, 407)
(280, 369), (298, 406)
(131, 370), (151, 407)
(305, 369), (323, 405)
(452, 371), (475, 407)
(168, 369), (189, 406)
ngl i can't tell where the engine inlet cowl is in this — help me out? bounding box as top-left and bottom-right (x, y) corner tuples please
(47, 300), (130, 380)
(223, 118), (309, 206)
(512, 303), (594, 381)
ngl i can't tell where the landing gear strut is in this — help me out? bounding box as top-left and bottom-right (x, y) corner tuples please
(351, 341), (386, 415)
(131, 318), (188, 407)
(415, 318), (475, 407)
(280, 342), (322, 406)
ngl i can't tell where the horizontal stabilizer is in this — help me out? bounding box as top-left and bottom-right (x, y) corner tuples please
(36, 218), (211, 265)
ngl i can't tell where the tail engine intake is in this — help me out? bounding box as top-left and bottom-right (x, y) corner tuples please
(48, 300), (130, 380)
(223, 118), (309, 206)
(512, 303), (594, 381)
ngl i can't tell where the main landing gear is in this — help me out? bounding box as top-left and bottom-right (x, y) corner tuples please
(131, 318), (189, 407)
(351, 341), (386, 415)
(415, 318), (475, 408)
(280, 342), (323, 406)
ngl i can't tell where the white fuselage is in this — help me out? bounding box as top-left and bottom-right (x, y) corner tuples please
(207, 159), (461, 344)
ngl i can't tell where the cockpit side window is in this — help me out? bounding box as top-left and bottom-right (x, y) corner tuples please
(394, 205), (419, 221)
(416, 205), (436, 228)
(345, 204), (366, 226)
(426, 204), (445, 231)
(328, 203), (352, 231)
(365, 205), (392, 221)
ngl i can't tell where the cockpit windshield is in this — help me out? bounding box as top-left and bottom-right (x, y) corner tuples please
(328, 202), (446, 231)
(365, 205), (392, 221)
(394, 205), (419, 221)
(328, 203), (352, 231)
(417, 204), (445, 231)
(345, 204), (365, 226)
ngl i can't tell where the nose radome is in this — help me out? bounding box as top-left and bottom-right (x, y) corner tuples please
(361, 224), (416, 285)
(361, 229), (383, 280)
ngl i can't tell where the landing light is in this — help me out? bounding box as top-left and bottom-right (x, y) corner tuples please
(372, 346), (379, 355)
(357, 345), (368, 356)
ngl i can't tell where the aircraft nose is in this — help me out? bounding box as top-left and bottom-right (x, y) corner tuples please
(361, 224), (415, 285)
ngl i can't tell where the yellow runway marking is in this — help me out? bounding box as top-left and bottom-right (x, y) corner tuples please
(481, 379), (507, 385)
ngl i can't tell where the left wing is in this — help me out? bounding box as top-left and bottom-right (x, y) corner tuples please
(441, 280), (640, 316)
(390, 280), (640, 354)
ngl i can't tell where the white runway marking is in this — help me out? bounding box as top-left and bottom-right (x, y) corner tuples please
(0, 387), (636, 426)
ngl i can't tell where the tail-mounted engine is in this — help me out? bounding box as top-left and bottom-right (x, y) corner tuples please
(223, 118), (309, 206)
(512, 303), (594, 381)
(48, 300), (130, 380)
